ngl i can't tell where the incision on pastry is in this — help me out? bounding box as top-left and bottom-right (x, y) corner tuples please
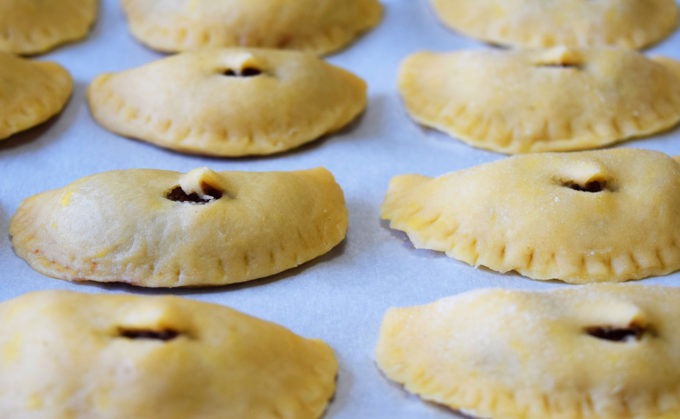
(0, 0), (97, 55)
(121, 0), (381, 55)
(381, 149), (680, 283)
(430, 0), (678, 49)
(0, 290), (337, 418)
(376, 283), (680, 419)
(87, 48), (367, 156)
(398, 47), (680, 154)
(0, 52), (72, 141)
(10, 167), (347, 287)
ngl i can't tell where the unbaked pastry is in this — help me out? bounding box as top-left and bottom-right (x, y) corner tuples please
(87, 48), (366, 156)
(430, 0), (678, 49)
(375, 283), (680, 419)
(398, 47), (680, 153)
(121, 0), (381, 55)
(381, 148), (680, 283)
(0, 0), (97, 55)
(10, 167), (347, 287)
(0, 290), (337, 418)
(0, 51), (71, 140)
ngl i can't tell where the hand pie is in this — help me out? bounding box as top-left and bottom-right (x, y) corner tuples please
(381, 149), (680, 283)
(121, 0), (381, 55)
(398, 47), (680, 154)
(0, 0), (97, 54)
(430, 0), (678, 49)
(376, 284), (680, 419)
(10, 167), (347, 287)
(87, 48), (367, 156)
(0, 51), (71, 140)
(0, 290), (337, 418)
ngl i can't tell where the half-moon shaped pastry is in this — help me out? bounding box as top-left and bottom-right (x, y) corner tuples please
(381, 149), (680, 283)
(398, 47), (680, 154)
(376, 284), (680, 419)
(0, 0), (97, 55)
(0, 290), (337, 418)
(121, 0), (381, 55)
(430, 0), (678, 49)
(87, 48), (367, 156)
(0, 51), (72, 140)
(10, 167), (347, 287)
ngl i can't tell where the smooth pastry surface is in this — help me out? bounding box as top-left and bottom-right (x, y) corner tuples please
(398, 47), (680, 153)
(0, 290), (337, 418)
(0, 0), (97, 54)
(121, 0), (381, 55)
(10, 167), (347, 287)
(376, 283), (680, 419)
(87, 48), (367, 156)
(381, 149), (680, 283)
(430, 0), (678, 49)
(0, 51), (72, 140)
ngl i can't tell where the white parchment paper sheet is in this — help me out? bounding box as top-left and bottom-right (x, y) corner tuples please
(1, 1), (679, 417)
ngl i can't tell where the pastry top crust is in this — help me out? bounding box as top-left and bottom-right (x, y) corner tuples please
(121, 0), (381, 55)
(430, 0), (678, 49)
(10, 167), (347, 287)
(0, 0), (97, 54)
(0, 290), (337, 419)
(381, 148), (680, 283)
(376, 283), (680, 419)
(0, 51), (72, 140)
(398, 47), (680, 153)
(87, 48), (366, 156)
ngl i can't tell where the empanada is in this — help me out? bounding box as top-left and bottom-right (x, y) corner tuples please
(0, 290), (337, 418)
(398, 47), (680, 154)
(381, 149), (680, 283)
(431, 0), (678, 49)
(87, 48), (366, 156)
(121, 0), (381, 55)
(376, 284), (680, 418)
(10, 167), (347, 287)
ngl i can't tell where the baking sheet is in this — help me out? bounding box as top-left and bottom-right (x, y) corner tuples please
(1, 1), (680, 417)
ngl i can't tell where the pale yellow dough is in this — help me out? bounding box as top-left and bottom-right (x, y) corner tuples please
(381, 149), (680, 283)
(121, 0), (381, 55)
(431, 0), (678, 49)
(0, 0), (96, 55)
(376, 284), (680, 419)
(87, 48), (367, 156)
(0, 52), (72, 140)
(0, 290), (337, 419)
(10, 167), (347, 287)
(398, 47), (680, 154)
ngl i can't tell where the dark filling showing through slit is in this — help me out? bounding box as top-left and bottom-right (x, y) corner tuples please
(166, 185), (223, 204)
(562, 180), (606, 193)
(222, 67), (262, 77)
(536, 62), (584, 70)
(119, 328), (180, 341)
(585, 324), (645, 342)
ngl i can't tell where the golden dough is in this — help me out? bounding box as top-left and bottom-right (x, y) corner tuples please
(87, 48), (366, 156)
(430, 0), (678, 49)
(10, 167), (347, 287)
(381, 149), (680, 283)
(0, 290), (337, 418)
(0, 0), (96, 55)
(376, 284), (680, 419)
(398, 47), (680, 153)
(121, 0), (381, 55)
(0, 51), (71, 140)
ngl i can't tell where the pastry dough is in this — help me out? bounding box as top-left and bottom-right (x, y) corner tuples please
(10, 167), (347, 287)
(121, 0), (381, 55)
(0, 290), (337, 418)
(0, 51), (72, 140)
(376, 283), (680, 419)
(398, 47), (680, 153)
(430, 0), (678, 49)
(381, 149), (680, 283)
(87, 48), (367, 156)
(0, 0), (97, 55)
